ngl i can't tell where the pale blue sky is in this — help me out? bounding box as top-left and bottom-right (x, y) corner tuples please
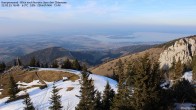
(0, 0), (196, 39)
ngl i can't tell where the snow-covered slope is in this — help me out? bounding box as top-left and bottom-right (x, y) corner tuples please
(0, 68), (117, 110)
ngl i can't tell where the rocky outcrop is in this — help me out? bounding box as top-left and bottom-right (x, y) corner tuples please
(159, 37), (196, 70)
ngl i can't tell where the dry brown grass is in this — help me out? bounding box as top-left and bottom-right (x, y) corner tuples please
(91, 47), (164, 76)
(66, 87), (74, 91)
(36, 70), (79, 82)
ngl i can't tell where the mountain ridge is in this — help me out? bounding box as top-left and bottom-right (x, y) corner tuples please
(8, 45), (155, 66)
(91, 35), (196, 76)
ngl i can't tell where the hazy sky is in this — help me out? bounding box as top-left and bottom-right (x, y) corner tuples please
(0, 0), (196, 38)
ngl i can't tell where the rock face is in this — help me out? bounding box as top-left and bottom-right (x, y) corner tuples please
(159, 37), (196, 70)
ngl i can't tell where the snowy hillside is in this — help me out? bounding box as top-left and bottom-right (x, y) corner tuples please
(0, 68), (117, 110)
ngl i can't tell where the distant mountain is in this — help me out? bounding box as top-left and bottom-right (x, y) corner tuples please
(8, 44), (155, 66)
(91, 35), (196, 76)
(0, 34), (160, 63)
(16, 47), (73, 65)
(110, 44), (155, 55)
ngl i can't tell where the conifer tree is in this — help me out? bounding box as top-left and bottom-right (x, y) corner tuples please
(29, 57), (36, 67)
(173, 58), (184, 80)
(102, 81), (115, 110)
(40, 63), (44, 68)
(52, 61), (58, 68)
(169, 57), (176, 80)
(192, 65), (196, 81)
(16, 58), (22, 66)
(18, 59), (22, 66)
(49, 83), (63, 110)
(81, 64), (87, 72)
(172, 79), (196, 103)
(8, 75), (19, 100)
(62, 59), (72, 69)
(126, 63), (135, 87)
(0, 62), (6, 72)
(192, 55), (196, 80)
(95, 91), (102, 110)
(171, 57), (176, 70)
(111, 70), (119, 81)
(159, 89), (174, 110)
(132, 54), (161, 110)
(44, 63), (49, 68)
(14, 60), (17, 66)
(184, 61), (192, 71)
(72, 59), (81, 70)
(76, 70), (96, 110)
(116, 59), (125, 89)
(23, 93), (35, 110)
(111, 59), (132, 110)
(36, 60), (40, 67)
(192, 55), (196, 67)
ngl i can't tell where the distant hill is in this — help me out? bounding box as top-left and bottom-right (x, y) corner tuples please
(111, 44), (155, 55)
(8, 45), (155, 66)
(10, 47), (73, 66)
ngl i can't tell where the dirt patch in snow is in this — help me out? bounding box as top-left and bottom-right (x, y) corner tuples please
(66, 87), (74, 91)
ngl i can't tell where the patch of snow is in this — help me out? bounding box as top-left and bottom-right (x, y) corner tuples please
(16, 91), (26, 96)
(89, 74), (117, 92)
(161, 71), (193, 89)
(0, 89), (3, 95)
(63, 77), (68, 80)
(182, 71), (193, 82)
(17, 80), (43, 89)
(175, 103), (195, 110)
(0, 68), (117, 110)
(160, 80), (170, 89)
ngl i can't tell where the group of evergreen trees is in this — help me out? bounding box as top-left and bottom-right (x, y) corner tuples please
(109, 54), (195, 110)
(22, 83), (63, 110)
(169, 56), (196, 81)
(7, 75), (63, 110)
(28, 57), (83, 70)
(76, 68), (115, 110)
(61, 59), (82, 70)
(110, 55), (162, 110)
(52, 59), (83, 70)
(170, 58), (184, 80)
(29, 57), (49, 68)
(14, 58), (22, 66)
